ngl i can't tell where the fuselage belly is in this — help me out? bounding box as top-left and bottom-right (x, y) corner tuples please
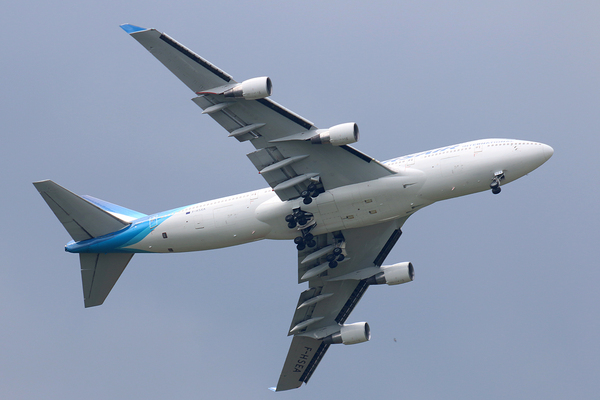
(65, 139), (552, 254)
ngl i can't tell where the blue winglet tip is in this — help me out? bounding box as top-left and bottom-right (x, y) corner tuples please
(120, 24), (146, 34)
(268, 387), (276, 392)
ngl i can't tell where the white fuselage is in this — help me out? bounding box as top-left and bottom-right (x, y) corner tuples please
(123, 139), (553, 254)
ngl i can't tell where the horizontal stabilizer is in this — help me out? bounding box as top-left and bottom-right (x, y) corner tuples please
(33, 180), (130, 242)
(80, 253), (134, 307)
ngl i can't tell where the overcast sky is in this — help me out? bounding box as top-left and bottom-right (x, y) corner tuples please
(2, 1), (599, 399)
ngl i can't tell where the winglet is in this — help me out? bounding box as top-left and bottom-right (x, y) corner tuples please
(268, 387), (276, 392)
(120, 24), (147, 34)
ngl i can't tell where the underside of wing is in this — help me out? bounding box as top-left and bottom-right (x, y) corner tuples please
(275, 217), (412, 391)
(122, 25), (396, 202)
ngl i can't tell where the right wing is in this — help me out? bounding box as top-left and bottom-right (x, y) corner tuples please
(275, 217), (409, 391)
(121, 25), (396, 202)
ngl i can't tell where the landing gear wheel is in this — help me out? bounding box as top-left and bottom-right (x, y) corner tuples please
(294, 236), (304, 245)
(492, 187), (501, 195)
(329, 260), (338, 268)
(304, 233), (314, 242)
(303, 196), (313, 205)
(337, 254), (345, 262)
(287, 221), (297, 229)
(285, 214), (295, 223)
(333, 247), (342, 256)
(306, 239), (316, 248)
(296, 243), (306, 251)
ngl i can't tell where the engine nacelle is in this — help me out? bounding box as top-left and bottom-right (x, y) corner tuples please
(223, 77), (272, 100)
(323, 322), (371, 345)
(310, 122), (359, 146)
(368, 262), (414, 286)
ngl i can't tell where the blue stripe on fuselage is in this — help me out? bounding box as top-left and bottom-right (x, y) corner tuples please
(65, 206), (186, 253)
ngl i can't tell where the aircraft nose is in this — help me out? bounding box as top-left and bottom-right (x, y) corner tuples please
(542, 144), (554, 161)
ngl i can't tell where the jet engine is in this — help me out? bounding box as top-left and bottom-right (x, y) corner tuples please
(310, 122), (359, 146)
(323, 322), (371, 345)
(223, 76), (273, 100)
(367, 262), (414, 286)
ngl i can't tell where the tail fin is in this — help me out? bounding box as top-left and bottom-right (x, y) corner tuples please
(33, 180), (145, 307)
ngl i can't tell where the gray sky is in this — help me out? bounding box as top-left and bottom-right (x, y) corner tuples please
(2, 1), (599, 399)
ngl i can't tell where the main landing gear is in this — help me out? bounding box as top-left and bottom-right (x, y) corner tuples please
(490, 171), (505, 195)
(300, 182), (320, 205)
(325, 246), (345, 269)
(285, 208), (316, 250)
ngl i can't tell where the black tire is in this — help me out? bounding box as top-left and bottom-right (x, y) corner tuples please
(329, 260), (338, 268)
(287, 221), (297, 229)
(307, 240), (316, 248)
(296, 243), (306, 251)
(294, 236), (304, 244)
(285, 214), (295, 222)
(303, 197), (313, 205)
(333, 247), (342, 256)
(492, 187), (501, 194)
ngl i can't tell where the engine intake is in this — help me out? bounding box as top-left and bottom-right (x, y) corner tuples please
(223, 77), (273, 100)
(310, 122), (359, 146)
(367, 262), (414, 286)
(323, 322), (371, 345)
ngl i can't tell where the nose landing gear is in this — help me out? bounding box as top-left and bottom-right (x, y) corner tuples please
(490, 171), (505, 194)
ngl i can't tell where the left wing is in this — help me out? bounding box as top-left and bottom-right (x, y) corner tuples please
(275, 217), (410, 391)
(121, 25), (395, 201)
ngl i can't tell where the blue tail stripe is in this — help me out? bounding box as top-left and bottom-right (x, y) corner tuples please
(120, 24), (147, 34)
(82, 195), (147, 220)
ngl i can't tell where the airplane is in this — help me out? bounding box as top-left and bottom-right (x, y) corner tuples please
(33, 24), (554, 391)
